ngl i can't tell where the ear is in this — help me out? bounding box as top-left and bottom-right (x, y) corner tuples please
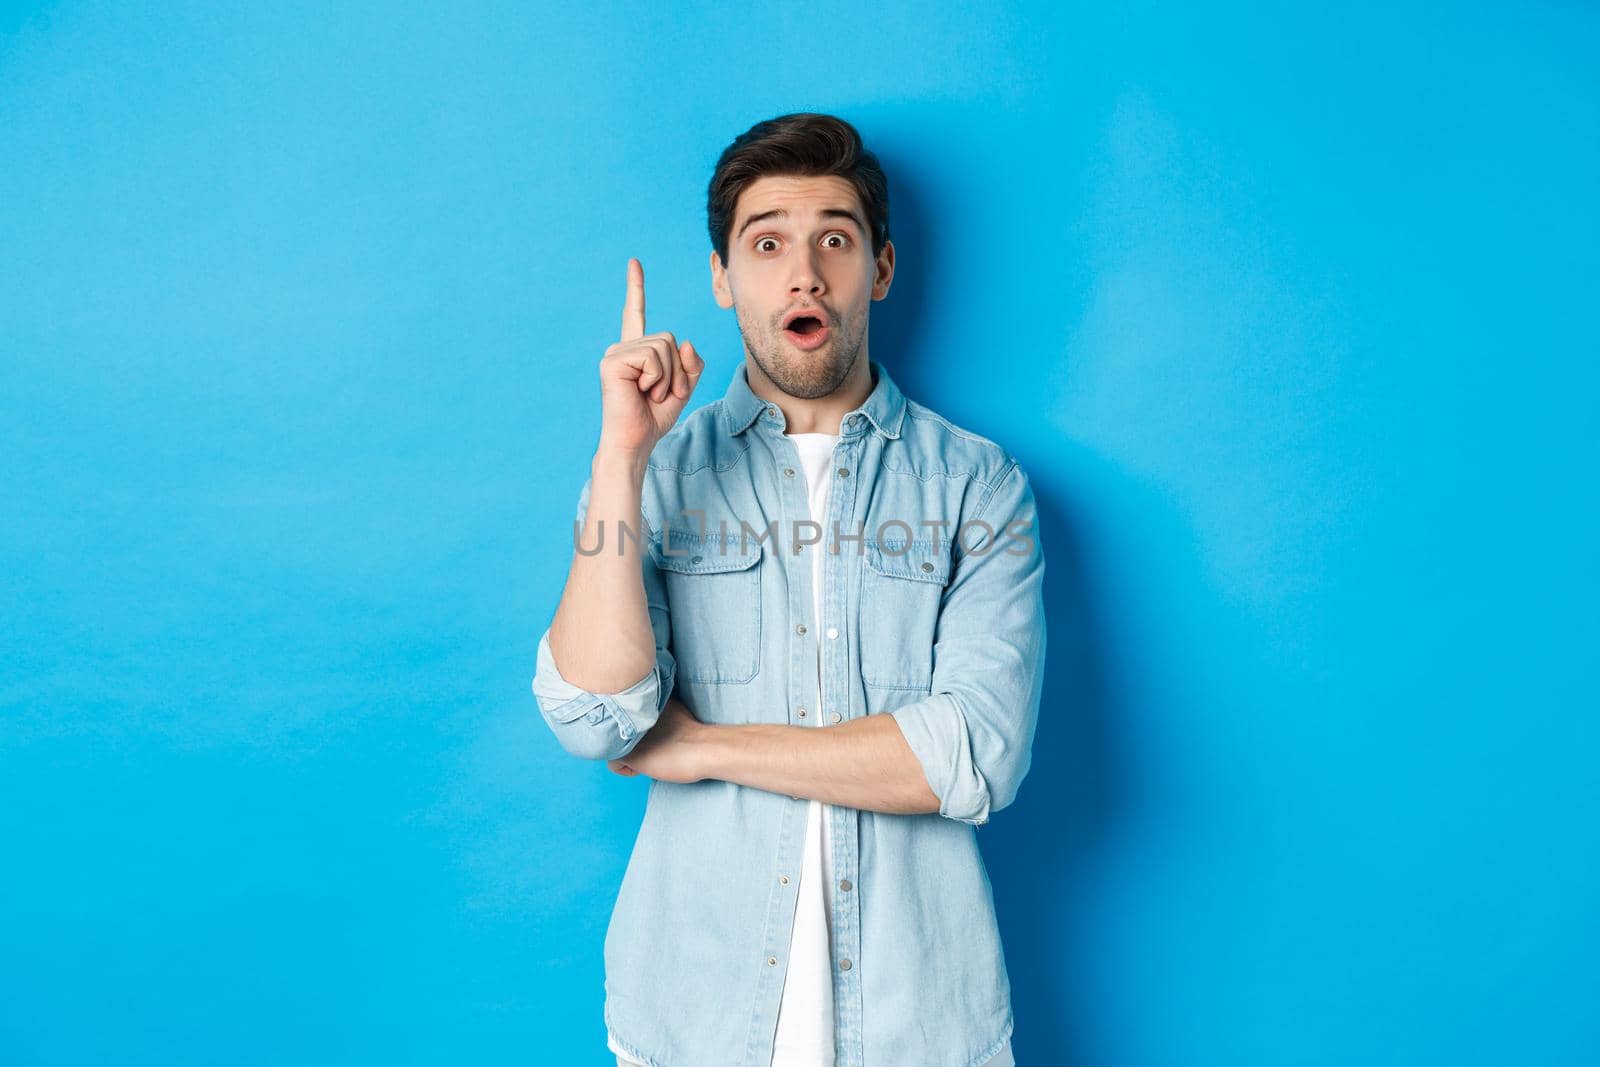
(710, 248), (734, 309)
(871, 239), (895, 301)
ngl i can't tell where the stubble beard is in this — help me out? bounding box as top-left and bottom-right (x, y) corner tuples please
(739, 304), (865, 401)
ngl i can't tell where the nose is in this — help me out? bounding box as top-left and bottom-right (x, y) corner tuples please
(789, 247), (825, 299)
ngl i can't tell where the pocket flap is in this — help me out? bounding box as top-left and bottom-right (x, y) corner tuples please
(864, 539), (950, 584)
(652, 532), (764, 574)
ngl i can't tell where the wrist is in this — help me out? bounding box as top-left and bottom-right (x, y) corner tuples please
(689, 720), (730, 781)
(592, 445), (650, 483)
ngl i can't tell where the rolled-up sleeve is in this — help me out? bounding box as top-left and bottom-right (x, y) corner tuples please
(530, 475), (677, 762)
(889, 459), (1046, 825)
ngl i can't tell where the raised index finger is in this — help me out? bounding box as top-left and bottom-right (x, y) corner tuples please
(620, 257), (645, 342)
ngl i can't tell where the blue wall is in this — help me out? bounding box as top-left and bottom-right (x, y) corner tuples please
(3, 2), (1595, 1064)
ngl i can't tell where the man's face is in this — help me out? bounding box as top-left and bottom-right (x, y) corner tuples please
(711, 174), (894, 400)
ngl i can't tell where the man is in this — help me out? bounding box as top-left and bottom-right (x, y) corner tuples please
(531, 113), (1045, 1067)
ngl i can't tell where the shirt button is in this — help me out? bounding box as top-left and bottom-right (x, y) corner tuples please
(779, 874), (790, 885)
(920, 561), (934, 572)
(839, 879), (853, 892)
(797, 706), (807, 718)
(836, 467), (849, 478)
(795, 623), (807, 636)
(767, 405), (779, 416)
(784, 467), (795, 477)
(839, 959), (852, 971)
(691, 555), (704, 564)
(830, 712), (842, 723)
(767, 956), (778, 966)
(826, 627), (839, 639)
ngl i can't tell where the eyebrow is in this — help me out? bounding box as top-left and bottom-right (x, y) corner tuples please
(735, 207), (867, 241)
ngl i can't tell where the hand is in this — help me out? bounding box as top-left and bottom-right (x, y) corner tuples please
(596, 258), (706, 458)
(606, 696), (711, 784)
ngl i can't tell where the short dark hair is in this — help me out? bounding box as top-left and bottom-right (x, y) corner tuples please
(707, 112), (891, 269)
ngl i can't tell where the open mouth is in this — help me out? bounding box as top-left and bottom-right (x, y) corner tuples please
(782, 311), (831, 349)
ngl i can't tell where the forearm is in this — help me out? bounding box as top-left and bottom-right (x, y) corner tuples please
(696, 713), (940, 816)
(548, 448), (656, 692)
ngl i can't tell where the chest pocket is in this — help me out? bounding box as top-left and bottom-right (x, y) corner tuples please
(653, 534), (764, 684)
(857, 539), (951, 690)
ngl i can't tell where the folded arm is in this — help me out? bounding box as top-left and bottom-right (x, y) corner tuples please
(689, 712), (940, 815)
(686, 460), (1047, 825)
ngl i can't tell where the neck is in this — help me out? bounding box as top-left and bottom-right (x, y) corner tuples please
(747, 355), (875, 434)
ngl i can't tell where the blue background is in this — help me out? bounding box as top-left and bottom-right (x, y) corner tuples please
(3, 2), (1596, 1064)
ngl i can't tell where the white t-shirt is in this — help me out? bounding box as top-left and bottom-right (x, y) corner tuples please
(769, 431), (842, 1066)
(610, 431), (1013, 1067)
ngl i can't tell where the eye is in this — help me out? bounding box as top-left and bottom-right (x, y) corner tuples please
(823, 232), (851, 249)
(755, 236), (780, 253)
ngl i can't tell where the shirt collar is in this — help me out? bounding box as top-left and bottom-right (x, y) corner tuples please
(721, 358), (907, 440)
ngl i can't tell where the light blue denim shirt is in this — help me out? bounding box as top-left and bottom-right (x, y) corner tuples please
(531, 358), (1046, 1067)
